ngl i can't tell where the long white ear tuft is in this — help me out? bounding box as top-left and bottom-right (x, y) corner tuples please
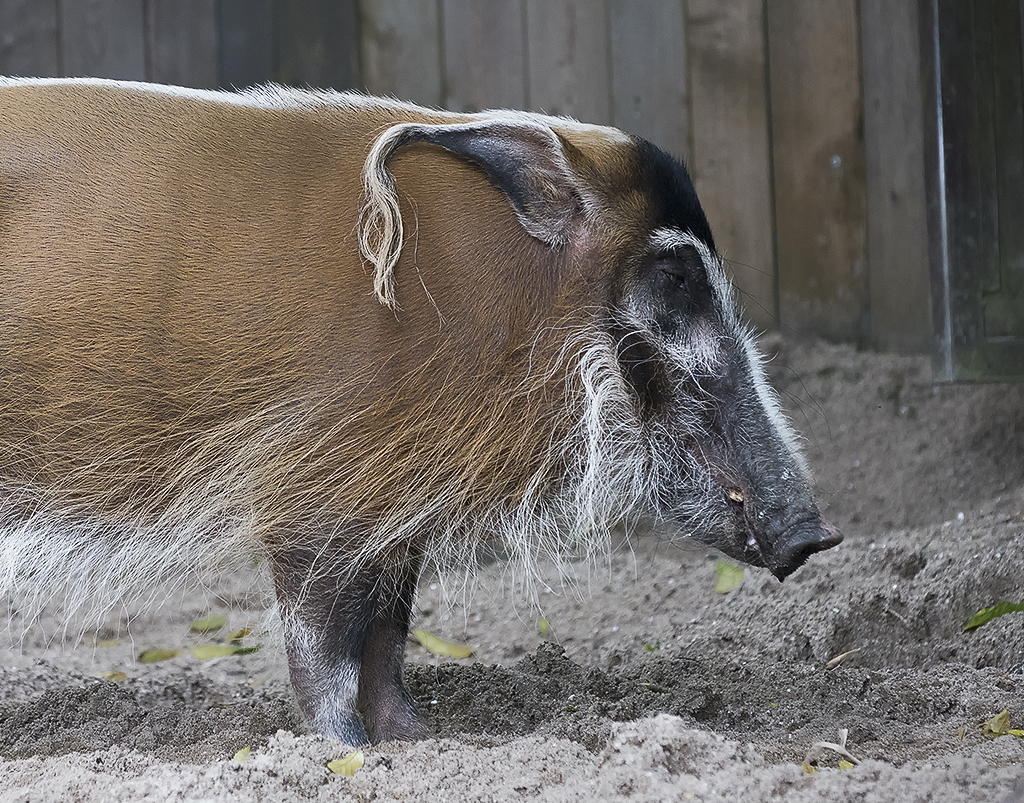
(359, 118), (584, 309)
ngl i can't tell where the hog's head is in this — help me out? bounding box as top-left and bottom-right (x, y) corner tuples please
(608, 140), (842, 580)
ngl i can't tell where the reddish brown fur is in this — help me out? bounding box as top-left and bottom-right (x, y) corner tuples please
(0, 84), (603, 527)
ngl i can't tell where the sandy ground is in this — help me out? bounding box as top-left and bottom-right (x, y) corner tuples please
(1, 337), (1022, 802)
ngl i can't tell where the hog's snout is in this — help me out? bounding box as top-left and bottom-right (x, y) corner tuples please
(763, 516), (843, 581)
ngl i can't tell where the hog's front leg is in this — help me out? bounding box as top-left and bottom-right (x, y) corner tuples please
(270, 543), (427, 745)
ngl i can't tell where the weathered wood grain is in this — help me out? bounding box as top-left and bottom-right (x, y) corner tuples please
(860, 0), (932, 352)
(766, 0), (868, 341)
(145, 0), (218, 87)
(0, 0), (60, 77)
(360, 0), (443, 106)
(442, 0), (527, 112)
(525, 0), (611, 123)
(608, 0), (688, 159)
(686, 0), (776, 330)
(274, 0), (360, 90)
(59, 0), (146, 80)
(217, 0), (274, 89)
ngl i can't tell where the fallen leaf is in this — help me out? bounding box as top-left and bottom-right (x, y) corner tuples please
(190, 614), (228, 633)
(963, 601), (1024, 631)
(839, 760), (855, 770)
(95, 639), (119, 648)
(715, 561), (745, 594)
(801, 763), (818, 776)
(538, 617), (551, 637)
(227, 627), (252, 644)
(328, 750), (364, 776)
(137, 648), (180, 664)
(981, 710), (1024, 739)
(192, 644), (261, 661)
(93, 670), (128, 682)
(983, 710), (1012, 736)
(413, 629), (474, 658)
(233, 746), (251, 762)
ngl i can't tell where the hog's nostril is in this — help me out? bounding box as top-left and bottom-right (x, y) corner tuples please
(767, 519), (843, 581)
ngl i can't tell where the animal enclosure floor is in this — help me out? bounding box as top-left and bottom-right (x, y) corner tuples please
(1, 338), (1022, 802)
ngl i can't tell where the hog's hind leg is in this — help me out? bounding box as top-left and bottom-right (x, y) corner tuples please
(357, 554), (429, 742)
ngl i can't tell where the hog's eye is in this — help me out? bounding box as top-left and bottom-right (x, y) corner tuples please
(655, 260), (686, 285)
(650, 245), (713, 318)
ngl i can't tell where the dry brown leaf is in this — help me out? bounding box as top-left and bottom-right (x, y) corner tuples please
(192, 644), (261, 661)
(804, 728), (861, 767)
(825, 648), (862, 669)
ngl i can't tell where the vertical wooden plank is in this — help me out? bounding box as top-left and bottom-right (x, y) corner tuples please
(919, 0), (954, 377)
(608, 0), (688, 159)
(525, 0), (611, 124)
(442, 0), (527, 111)
(274, 0), (360, 90)
(990, 0), (1024, 303)
(0, 0), (61, 76)
(360, 0), (443, 105)
(218, 0), (274, 89)
(686, 0), (777, 330)
(860, 0), (932, 352)
(929, 0), (1024, 379)
(935, 0), (994, 374)
(145, 0), (218, 87)
(59, 0), (146, 79)
(766, 0), (868, 341)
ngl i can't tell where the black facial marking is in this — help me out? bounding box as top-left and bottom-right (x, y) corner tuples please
(633, 138), (715, 251)
(610, 323), (668, 413)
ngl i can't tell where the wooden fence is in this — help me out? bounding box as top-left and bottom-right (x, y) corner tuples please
(1, 0), (1021, 378)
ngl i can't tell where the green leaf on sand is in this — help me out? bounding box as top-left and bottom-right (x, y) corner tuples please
(190, 614), (228, 633)
(192, 644), (261, 661)
(137, 648), (180, 664)
(413, 629), (474, 658)
(93, 670), (128, 682)
(328, 750), (364, 776)
(963, 601), (1024, 631)
(715, 561), (745, 594)
(981, 710), (1024, 739)
(227, 627), (252, 643)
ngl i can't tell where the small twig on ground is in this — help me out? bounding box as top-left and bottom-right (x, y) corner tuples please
(805, 728), (861, 766)
(825, 648), (862, 669)
(883, 605), (912, 627)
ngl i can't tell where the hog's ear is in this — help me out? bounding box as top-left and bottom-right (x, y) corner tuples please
(397, 120), (582, 245)
(360, 119), (584, 308)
